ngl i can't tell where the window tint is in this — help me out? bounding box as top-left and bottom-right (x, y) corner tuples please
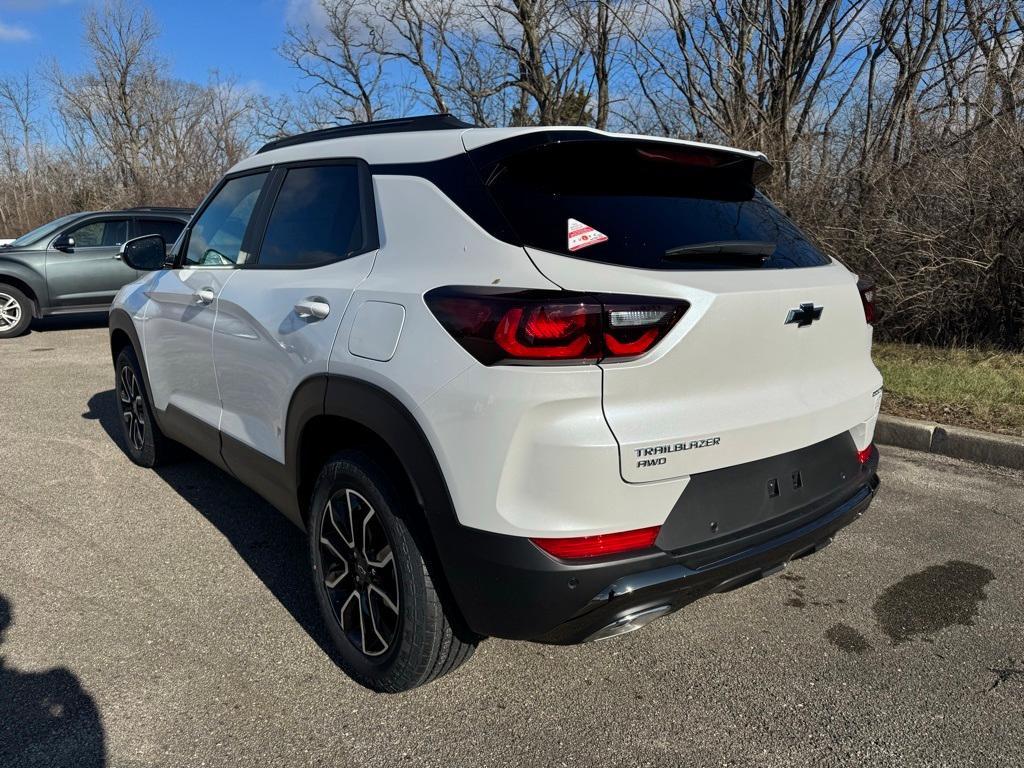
(257, 164), (364, 268)
(185, 173), (267, 267)
(477, 140), (830, 270)
(138, 218), (185, 245)
(66, 219), (128, 248)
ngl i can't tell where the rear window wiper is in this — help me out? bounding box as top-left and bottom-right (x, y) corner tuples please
(663, 240), (776, 269)
(664, 240), (776, 259)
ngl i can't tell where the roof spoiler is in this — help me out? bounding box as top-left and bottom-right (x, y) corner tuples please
(257, 114), (475, 154)
(752, 157), (773, 184)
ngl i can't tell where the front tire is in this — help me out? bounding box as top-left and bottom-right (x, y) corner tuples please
(115, 347), (173, 467)
(309, 451), (476, 692)
(0, 284), (32, 339)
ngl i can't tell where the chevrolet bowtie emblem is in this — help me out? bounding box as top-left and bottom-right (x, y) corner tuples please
(785, 303), (824, 327)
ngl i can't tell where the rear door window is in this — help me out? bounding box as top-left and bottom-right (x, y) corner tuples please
(138, 218), (185, 245)
(255, 164), (365, 268)
(476, 139), (829, 270)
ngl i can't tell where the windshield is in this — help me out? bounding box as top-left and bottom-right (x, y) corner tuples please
(7, 213), (83, 248)
(476, 139), (829, 270)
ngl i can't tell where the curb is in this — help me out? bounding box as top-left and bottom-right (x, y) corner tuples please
(875, 414), (1024, 471)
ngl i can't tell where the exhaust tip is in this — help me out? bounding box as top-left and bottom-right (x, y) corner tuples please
(586, 605), (673, 642)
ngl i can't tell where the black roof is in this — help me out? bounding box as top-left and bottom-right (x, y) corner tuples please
(122, 207), (194, 214)
(257, 114), (474, 155)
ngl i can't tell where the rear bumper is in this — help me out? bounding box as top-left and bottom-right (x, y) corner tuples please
(533, 473), (877, 643)
(436, 446), (879, 644)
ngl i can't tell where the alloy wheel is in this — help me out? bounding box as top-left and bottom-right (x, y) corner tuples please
(118, 365), (146, 452)
(0, 292), (21, 332)
(319, 488), (401, 657)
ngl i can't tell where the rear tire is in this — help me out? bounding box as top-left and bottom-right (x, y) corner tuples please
(115, 347), (173, 467)
(0, 284), (32, 339)
(308, 451), (476, 692)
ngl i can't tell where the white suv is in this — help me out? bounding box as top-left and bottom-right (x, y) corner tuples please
(109, 115), (882, 692)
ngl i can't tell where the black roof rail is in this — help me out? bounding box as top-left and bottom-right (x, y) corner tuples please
(124, 206), (194, 213)
(257, 114), (474, 154)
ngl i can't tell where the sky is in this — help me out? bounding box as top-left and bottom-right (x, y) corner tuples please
(0, 0), (313, 96)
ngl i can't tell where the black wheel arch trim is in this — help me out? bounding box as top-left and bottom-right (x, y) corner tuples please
(109, 308), (227, 470)
(316, 375), (487, 640)
(217, 373), (464, 538)
(0, 268), (46, 317)
(108, 308), (154, 408)
(319, 376), (459, 528)
(290, 376), (481, 638)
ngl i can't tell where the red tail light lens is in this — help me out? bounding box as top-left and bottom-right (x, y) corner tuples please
(531, 525), (661, 559)
(857, 444), (876, 465)
(494, 304), (598, 359)
(425, 287), (687, 365)
(603, 305), (685, 357)
(857, 277), (876, 324)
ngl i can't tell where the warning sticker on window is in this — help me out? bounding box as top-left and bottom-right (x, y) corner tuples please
(567, 218), (608, 252)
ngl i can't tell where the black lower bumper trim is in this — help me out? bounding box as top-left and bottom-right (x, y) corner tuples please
(534, 476), (877, 644)
(435, 463), (879, 645)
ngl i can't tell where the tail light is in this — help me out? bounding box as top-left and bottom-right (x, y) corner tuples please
(857, 444), (876, 465)
(857, 277), (876, 324)
(425, 287), (688, 365)
(531, 525), (661, 559)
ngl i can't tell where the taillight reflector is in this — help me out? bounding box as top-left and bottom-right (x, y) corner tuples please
(531, 526), (661, 559)
(604, 328), (659, 356)
(857, 277), (877, 325)
(857, 444), (875, 465)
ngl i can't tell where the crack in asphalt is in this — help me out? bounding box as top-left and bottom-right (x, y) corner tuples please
(986, 659), (1024, 692)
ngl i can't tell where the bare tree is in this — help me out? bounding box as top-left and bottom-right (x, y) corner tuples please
(0, 0), (261, 235)
(0, 0), (1021, 346)
(0, 74), (41, 231)
(566, 0), (634, 129)
(280, 0), (389, 123)
(48, 0), (162, 202)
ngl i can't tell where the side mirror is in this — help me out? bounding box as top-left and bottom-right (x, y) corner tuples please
(118, 234), (166, 271)
(53, 235), (75, 253)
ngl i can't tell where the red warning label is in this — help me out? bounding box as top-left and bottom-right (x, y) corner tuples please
(567, 218), (608, 252)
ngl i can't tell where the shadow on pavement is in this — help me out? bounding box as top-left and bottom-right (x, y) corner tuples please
(30, 313), (108, 333)
(83, 389), (339, 664)
(0, 594), (106, 767)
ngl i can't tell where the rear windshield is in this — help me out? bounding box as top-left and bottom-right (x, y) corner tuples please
(476, 139), (829, 270)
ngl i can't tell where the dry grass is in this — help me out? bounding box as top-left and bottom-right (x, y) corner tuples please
(873, 343), (1024, 438)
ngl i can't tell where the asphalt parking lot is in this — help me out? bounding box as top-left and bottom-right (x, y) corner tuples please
(2, 317), (1023, 767)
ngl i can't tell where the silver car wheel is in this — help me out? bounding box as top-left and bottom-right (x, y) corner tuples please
(0, 292), (21, 332)
(118, 364), (146, 452)
(319, 488), (401, 657)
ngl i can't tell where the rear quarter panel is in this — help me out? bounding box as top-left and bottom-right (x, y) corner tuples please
(329, 175), (689, 537)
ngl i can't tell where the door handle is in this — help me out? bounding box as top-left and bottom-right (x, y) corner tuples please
(294, 297), (331, 320)
(194, 288), (215, 305)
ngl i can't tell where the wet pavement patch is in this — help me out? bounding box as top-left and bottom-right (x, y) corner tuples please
(873, 561), (994, 644)
(825, 623), (872, 654)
